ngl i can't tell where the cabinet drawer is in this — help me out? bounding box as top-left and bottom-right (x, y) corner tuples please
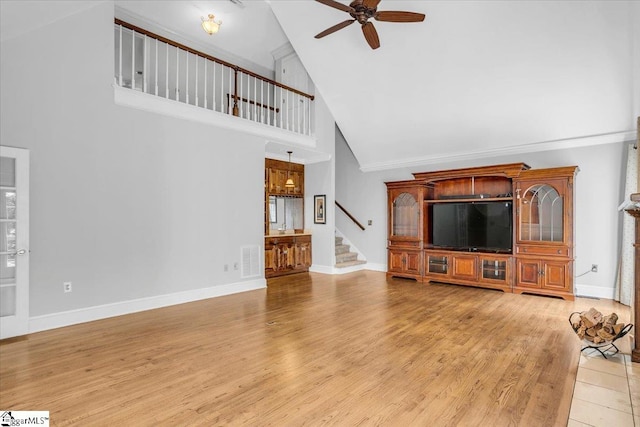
(515, 245), (568, 257)
(388, 239), (421, 249)
(266, 236), (295, 245)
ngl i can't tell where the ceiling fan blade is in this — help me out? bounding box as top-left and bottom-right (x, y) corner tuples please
(315, 0), (354, 14)
(363, 0), (381, 8)
(375, 11), (426, 22)
(361, 22), (380, 49)
(315, 19), (356, 39)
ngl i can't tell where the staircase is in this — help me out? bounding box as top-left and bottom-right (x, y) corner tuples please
(335, 236), (366, 268)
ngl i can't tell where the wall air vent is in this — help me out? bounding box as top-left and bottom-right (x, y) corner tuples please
(241, 245), (260, 278)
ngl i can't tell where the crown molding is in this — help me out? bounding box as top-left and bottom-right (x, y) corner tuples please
(359, 130), (637, 172)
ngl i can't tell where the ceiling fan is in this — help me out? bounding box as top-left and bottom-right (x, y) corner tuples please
(314, 0), (425, 50)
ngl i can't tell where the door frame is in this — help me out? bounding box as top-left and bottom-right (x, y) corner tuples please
(0, 145), (30, 339)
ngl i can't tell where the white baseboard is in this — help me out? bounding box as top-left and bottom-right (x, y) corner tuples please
(365, 263), (387, 272)
(309, 264), (334, 274)
(574, 284), (616, 300)
(310, 263), (386, 275)
(29, 279), (266, 334)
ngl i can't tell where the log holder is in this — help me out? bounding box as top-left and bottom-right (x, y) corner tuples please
(569, 312), (634, 359)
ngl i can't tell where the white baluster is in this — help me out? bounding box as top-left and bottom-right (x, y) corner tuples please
(279, 86), (283, 129)
(195, 55), (199, 107)
(203, 59), (207, 109)
(185, 51), (189, 105)
(165, 43), (169, 99)
(253, 76), (257, 122)
(131, 29), (135, 90)
(118, 25), (123, 87)
(307, 98), (311, 135)
(175, 46), (179, 100)
(154, 38), (158, 96)
(238, 71), (242, 118)
(260, 80), (264, 124)
(211, 62), (216, 111)
(228, 68), (232, 114)
(143, 35), (148, 93)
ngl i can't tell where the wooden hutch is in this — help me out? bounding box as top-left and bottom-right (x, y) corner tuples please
(264, 158), (312, 278)
(386, 163), (578, 300)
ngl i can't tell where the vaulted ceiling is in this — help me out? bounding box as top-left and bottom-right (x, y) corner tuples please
(5, 1), (636, 171)
(270, 1), (639, 171)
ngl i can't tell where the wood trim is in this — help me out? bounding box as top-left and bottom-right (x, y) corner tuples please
(626, 208), (640, 362)
(412, 163), (531, 181)
(114, 19), (315, 100)
(517, 166), (580, 180)
(265, 158), (304, 173)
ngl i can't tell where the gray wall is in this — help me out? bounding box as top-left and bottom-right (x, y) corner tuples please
(1, 2), (266, 317)
(336, 127), (631, 297)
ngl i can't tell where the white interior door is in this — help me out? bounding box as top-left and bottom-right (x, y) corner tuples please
(280, 53), (310, 133)
(0, 146), (29, 339)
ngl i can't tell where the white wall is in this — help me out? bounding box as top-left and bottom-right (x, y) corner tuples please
(1, 2), (266, 324)
(336, 129), (631, 299)
(306, 93), (336, 272)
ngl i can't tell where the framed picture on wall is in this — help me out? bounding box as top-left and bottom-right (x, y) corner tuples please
(314, 195), (326, 224)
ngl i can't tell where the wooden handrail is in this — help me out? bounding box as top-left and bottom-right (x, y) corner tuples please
(227, 94), (280, 113)
(336, 201), (365, 231)
(114, 19), (315, 101)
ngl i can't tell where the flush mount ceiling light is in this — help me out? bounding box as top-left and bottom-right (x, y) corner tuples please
(201, 14), (222, 35)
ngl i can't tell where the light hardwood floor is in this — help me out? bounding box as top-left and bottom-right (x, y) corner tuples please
(0, 271), (630, 426)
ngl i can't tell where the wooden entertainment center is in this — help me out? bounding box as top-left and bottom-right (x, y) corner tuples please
(386, 163), (579, 300)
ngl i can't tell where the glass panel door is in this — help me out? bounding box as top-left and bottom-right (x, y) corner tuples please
(519, 184), (563, 242)
(392, 192), (419, 237)
(0, 146), (29, 339)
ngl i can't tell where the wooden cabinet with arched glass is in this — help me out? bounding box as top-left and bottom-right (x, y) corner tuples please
(385, 180), (428, 280)
(513, 167), (578, 300)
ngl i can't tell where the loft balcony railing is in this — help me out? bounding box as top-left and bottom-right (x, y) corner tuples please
(114, 19), (315, 136)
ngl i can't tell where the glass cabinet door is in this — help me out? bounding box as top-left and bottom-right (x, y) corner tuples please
(518, 184), (563, 242)
(392, 192), (419, 237)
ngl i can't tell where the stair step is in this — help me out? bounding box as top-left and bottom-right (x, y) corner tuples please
(335, 244), (350, 255)
(335, 236), (343, 245)
(335, 260), (367, 268)
(336, 252), (358, 263)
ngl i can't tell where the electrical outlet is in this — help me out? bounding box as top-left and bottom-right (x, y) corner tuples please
(591, 264), (598, 273)
(63, 282), (72, 293)
(234, 262), (239, 271)
(368, 220), (373, 226)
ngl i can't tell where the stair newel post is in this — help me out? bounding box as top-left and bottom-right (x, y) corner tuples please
(232, 66), (239, 117)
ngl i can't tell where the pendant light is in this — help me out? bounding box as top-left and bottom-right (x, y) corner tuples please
(285, 151), (295, 189)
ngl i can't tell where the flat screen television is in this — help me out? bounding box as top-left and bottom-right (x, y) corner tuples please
(429, 201), (513, 252)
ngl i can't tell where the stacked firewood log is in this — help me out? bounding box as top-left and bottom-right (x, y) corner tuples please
(571, 307), (626, 344)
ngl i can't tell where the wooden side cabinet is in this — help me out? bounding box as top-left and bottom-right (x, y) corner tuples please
(388, 249), (422, 278)
(265, 235), (312, 278)
(513, 166), (578, 300)
(385, 180), (428, 281)
(515, 259), (570, 292)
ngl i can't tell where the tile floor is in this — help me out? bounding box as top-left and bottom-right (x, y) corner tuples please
(568, 337), (640, 426)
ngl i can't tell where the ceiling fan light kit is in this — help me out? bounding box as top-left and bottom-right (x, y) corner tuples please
(314, 0), (425, 49)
